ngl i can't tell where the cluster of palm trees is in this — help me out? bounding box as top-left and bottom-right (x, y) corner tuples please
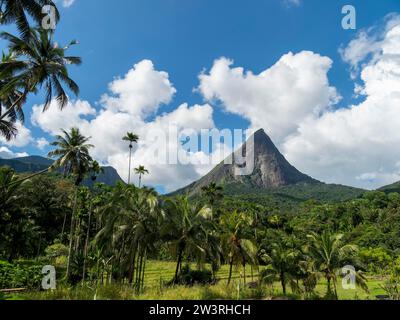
(37, 128), (255, 291)
(259, 232), (369, 299)
(87, 178), (368, 299)
(38, 128), (149, 284)
(122, 132), (149, 187)
(38, 128), (371, 299)
(0, 0), (80, 141)
(0, 124), (369, 299)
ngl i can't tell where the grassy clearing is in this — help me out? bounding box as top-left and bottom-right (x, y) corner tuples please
(144, 260), (260, 285)
(6, 260), (387, 300)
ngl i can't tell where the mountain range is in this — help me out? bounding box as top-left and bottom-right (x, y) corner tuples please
(0, 156), (123, 187)
(2, 129), (399, 201)
(173, 129), (376, 202)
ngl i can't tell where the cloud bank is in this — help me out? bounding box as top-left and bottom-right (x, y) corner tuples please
(4, 14), (399, 191)
(30, 60), (219, 192)
(198, 14), (400, 189)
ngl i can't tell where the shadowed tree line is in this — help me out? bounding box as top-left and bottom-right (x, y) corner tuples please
(1, 127), (375, 299)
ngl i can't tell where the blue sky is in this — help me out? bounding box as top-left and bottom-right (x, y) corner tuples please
(1, 0), (400, 192)
(51, 0), (397, 111)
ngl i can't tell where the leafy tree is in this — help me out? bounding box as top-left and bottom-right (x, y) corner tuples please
(20, 174), (73, 249)
(359, 247), (392, 274)
(0, 167), (26, 260)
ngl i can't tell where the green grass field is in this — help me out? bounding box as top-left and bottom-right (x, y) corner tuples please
(6, 260), (387, 300)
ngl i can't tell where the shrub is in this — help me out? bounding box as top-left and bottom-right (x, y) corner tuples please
(359, 247), (392, 273)
(45, 244), (68, 260)
(177, 265), (214, 286)
(0, 260), (43, 290)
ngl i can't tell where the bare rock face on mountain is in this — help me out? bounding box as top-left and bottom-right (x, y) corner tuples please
(174, 129), (317, 196)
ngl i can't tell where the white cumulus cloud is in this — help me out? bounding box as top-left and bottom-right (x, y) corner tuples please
(100, 60), (176, 119)
(198, 52), (340, 143)
(198, 14), (400, 190)
(0, 122), (33, 148)
(31, 60), (217, 192)
(283, 15), (400, 189)
(0, 146), (28, 159)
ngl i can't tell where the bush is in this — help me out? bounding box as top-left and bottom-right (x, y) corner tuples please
(45, 244), (68, 260)
(359, 247), (392, 273)
(0, 260), (43, 290)
(177, 265), (214, 286)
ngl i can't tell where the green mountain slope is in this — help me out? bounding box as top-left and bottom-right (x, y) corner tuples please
(173, 129), (365, 203)
(379, 181), (400, 194)
(0, 156), (123, 187)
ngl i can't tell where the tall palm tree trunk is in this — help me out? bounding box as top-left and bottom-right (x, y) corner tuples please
(243, 261), (246, 284)
(66, 188), (78, 279)
(281, 271), (286, 295)
(140, 249), (147, 292)
(327, 277), (332, 296)
(174, 248), (183, 284)
(139, 174), (142, 188)
(228, 257), (233, 285)
(136, 253), (144, 292)
(82, 200), (93, 283)
(128, 146), (132, 184)
(128, 245), (137, 284)
(333, 278), (338, 300)
(61, 210), (68, 241)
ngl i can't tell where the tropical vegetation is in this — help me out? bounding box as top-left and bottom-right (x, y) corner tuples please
(1, 0), (400, 302)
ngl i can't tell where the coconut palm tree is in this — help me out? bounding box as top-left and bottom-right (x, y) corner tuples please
(0, 167), (41, 261)
(307, 231), (368, 299)
(49, 128), (94, 186)
(0, 52), (26, 140)
(260, 241), (302, 295)
(201, 183), (224, 208)
(162, 196), (213, 283)
(88, 160), (104, 182)
(81, 160), (104, 282)
(0, 0), (59, 40)
(48, 127), (93, 279)
(94, 184), (160, 291)
(0, 167), (22, 214)
(134, 165), (149, 188)
(0, 28), (81, 125)
(122, 132), (139, 184)
(220, 210), (257, 285)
